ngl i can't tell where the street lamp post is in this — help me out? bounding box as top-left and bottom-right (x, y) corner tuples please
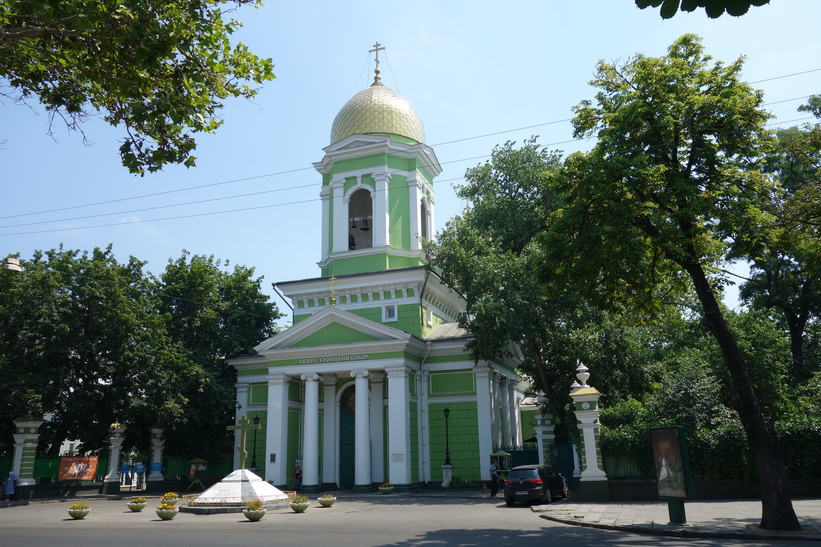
(250, 416), (260, 470)
(443, 407), (452, 466)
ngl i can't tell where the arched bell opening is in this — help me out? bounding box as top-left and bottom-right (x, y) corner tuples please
(349, 188), (373, 250)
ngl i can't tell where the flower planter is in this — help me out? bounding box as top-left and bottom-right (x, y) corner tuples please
(161, 498), (178, 506)
(378, 487), (394, 495)
(317, 496), (336, 507)
(243, 508), (267, 522)
(289, 501), (310, 513)
(67, 507), (91, 520)
(127, 501), (147, 512)
(155, 507), (179, 520)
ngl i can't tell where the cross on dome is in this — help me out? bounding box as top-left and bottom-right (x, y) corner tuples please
(369, 41), (385, 85)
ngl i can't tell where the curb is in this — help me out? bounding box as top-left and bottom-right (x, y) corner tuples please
(538, 513), (821, 542)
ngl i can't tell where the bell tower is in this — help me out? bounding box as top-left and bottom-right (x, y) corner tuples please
(313, 44), (442, 277)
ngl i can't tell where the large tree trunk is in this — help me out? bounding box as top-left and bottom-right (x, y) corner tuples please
(682, 258), (801, 531)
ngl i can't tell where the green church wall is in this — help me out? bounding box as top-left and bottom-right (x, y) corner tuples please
(250, 384), (268, 405)
(247, 410), (267, 480)
(429, 371), (476, 397)
(429, 401), (481, 483)
(410, 400), (419, 483)
(288, 379), (302, 402)
(287, 408), (301, 488)
(291, 322), (381, 347)
(388, 174), (411, 249)
(520, 409), (540, 442)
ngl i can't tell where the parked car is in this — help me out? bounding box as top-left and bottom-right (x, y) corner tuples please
(503, 464), (569, 506)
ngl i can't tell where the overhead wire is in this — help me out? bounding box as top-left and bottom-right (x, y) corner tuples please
(0, 66), (817, 236)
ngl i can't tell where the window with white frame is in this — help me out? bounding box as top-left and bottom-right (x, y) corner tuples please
(383, 304), (397, 322)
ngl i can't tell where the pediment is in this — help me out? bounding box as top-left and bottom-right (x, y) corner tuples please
(254, 306), (411, 352)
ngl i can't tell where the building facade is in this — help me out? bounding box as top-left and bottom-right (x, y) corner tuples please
(229, 60), (526, 491)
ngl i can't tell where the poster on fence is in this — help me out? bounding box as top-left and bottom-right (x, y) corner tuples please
(58, 456), (98, 481)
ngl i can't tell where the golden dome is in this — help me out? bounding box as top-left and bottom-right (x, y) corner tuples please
(330, 81), (425, 144)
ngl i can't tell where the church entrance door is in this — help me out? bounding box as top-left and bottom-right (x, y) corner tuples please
(339, 385), (356, 488)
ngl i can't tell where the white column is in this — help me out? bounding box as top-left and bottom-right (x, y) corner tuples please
(373, 172), (390, 247)
(266, 374), (291, 486)
(104, 424), (126, 482)
(408, 174), (421, 250)
(475, 366), (493, 480)
(147, 427), (165, 482)
(386, 367), (411, 485)
(351, 369), (371, 488)
(301, 373), (321, 489)
(12, 417), (44, 487)
(369, 372), (385, 484)
(490, 372), (502, 448)
(234, 383), (249, 469)
(322, 375), (337, 487)
(506, 379), (517, 447)
(533, 415), (555, 466)
(320, 185), (331, 261)
(499, 378), (511, 449)
(331, 177), (346, 253)
(512, 391), (523, 447)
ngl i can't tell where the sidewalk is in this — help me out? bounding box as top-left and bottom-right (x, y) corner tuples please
(532, 498), (821, 541)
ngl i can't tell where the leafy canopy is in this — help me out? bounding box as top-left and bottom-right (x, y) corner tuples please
(635, 0), (770, 19)
(0, 0), (275, 174)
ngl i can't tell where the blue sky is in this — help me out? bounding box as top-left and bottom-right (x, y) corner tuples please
(3, 1), (819, 322)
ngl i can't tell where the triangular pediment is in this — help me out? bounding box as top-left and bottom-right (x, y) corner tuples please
(254, 306), (411, 353)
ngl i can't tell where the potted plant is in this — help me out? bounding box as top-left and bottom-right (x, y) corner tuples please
(67, 503), (91, 519)
(155, 502), (179, 520)
(160, 492), (179, 506)
(317, 493), (337, 507)
(126, 496), (148, 512)
(289, 494), (310, 513)
(243, 499), (267, 522)
(378, 482), (394, 494)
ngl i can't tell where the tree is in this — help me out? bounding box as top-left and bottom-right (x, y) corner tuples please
(0, 0), (275, 175)
(540, 34), (800, 529)
(153, 251), (280, 457)
(734, 100), (821, 378)
(424, 139), (662, 437)
(0, 247), (280, 460)
(0, 246), (170, 454)
(635, 0), (770, 19)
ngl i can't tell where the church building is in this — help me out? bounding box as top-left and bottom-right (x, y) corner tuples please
(229, 46), (526, 491)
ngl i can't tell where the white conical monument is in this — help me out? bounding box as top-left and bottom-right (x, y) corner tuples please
(181, 416), (289, 514)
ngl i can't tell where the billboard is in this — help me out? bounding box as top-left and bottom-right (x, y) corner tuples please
(58, 456), (99, 481)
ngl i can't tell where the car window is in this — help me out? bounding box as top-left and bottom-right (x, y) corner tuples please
(508, 469), (537, 480)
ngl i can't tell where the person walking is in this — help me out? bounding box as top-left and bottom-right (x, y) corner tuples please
(488, 460), (501, 497)
(293, 465), (302, 491)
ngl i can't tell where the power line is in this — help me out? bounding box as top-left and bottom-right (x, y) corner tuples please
(0, 84), (817, 233)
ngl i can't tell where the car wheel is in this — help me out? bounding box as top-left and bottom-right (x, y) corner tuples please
(542, 487), (552, 504)
(505, 498), (515, 507)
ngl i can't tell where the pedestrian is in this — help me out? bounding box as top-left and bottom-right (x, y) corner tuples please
(293, 465), (302, 491)
(489, 460), (500, 497)
(3, 471), (18, 501)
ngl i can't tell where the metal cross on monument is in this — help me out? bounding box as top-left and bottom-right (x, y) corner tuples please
(227, 415), (260, 470)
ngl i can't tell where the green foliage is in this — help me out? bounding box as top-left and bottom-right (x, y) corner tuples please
(0, 246), (280, 459)
(0, 0), (275, 174)
(635, 0), (770, 19)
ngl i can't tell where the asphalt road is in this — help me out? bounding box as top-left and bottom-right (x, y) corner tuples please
(0, 496), (812, 547)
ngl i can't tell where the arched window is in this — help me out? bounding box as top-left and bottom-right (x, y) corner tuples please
(348, 188), (373, 250)
(420, 200), (429, 240)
